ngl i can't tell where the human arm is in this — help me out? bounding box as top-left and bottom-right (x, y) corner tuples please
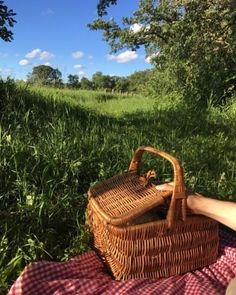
(156, 183), (236, 231)
(187, 193), (236, 231)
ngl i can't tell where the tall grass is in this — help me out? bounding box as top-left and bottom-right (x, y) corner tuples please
(27, 85), (157, 116)
(1, 81), (236, 293)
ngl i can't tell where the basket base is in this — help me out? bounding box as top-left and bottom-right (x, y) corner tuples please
(87, 206), (219, 280)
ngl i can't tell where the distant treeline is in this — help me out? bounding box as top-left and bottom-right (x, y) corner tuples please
(25, 64), (153, 94)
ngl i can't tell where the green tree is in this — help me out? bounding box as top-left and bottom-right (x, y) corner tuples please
(28, 65), (63, 86)
(0, 0), (16, 42)
(115, 77), (130, 93)
(92, 71), (105, 90)
(92, 71), (116, 91)
(80, 77), (94, 90)
(128, 70), (153, 93)
(90, 0), (236, 105)
(67, 74), (80, 89)
(106, 75), (117, 91)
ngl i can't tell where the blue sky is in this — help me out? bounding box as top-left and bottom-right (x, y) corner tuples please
(0, 0), (153, 81)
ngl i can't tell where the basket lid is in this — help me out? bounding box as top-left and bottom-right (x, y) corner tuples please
(88, 171), (172, 226)
(88, 146), (187, 227)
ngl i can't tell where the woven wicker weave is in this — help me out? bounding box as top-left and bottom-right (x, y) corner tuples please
(87, 146), (219, 280)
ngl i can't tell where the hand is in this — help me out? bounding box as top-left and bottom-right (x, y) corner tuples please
(155, 182), (201, 214)
(156, 182), (236, 230)
(155, 182), (174, 191)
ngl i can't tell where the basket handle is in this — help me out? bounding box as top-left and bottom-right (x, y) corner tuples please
(129, 146), (187, 228)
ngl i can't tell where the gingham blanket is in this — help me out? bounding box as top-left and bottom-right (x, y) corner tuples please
(8, 230), (236, 295)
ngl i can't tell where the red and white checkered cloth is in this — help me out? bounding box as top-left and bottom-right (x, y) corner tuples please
(8, 230), (236, 295)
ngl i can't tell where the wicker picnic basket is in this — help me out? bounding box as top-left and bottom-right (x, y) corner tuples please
(86, 146), (219, 280)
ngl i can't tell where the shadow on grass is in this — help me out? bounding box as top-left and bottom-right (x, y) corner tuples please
(1, 81), (234, 141)
(1, 81), (236, 295)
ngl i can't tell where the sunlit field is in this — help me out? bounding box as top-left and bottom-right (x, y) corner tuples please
(27, 85), (158, 116)
(1, 81), (236, 292)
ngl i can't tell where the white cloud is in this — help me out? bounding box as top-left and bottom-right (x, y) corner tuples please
(88, 55), (94, 59)
(73, 64), (83, 69)
(19, 59), (30, 66)
(130, 23), (151, 34)
(44, 62), (51, 66)
(130, 23), (142, 33)
(78, 71), (85, 76)
(72, 51), (84, 59)
(145, 52), (160, 63)
(25, 49), (55, 61)
(145, 56), (151, 63)
(39, 51), (55, 61)
(26, 49), (41, 59)
(107, 50), (138, 63)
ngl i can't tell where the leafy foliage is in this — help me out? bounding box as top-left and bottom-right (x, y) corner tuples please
(28, 65), (63, 87)
(114, 77), (130, 93)
(67, 74), (80, 89)
(97, 0), (117, 17)
(90, 0), (236, 105)
(0, 0), (16, 42)
(80, 77), (94, 90)
(66, 70), (152, 94)
(92, 71), (116, 91)
(127, 69), (153, 93)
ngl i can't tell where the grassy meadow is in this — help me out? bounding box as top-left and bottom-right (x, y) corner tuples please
(1, 81), (236, 293)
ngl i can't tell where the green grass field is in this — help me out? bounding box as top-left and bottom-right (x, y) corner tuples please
(1, 81), (236, 293)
